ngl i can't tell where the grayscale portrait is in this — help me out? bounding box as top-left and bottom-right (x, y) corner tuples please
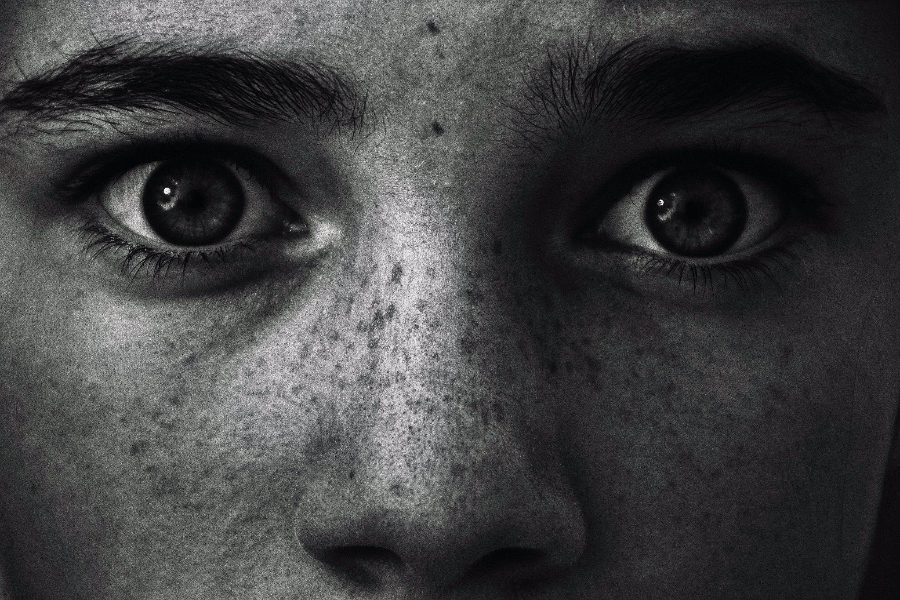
(0, 0), (898, 598)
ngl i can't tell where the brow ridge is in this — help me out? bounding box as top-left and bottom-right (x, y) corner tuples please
(0, 39), (370, 133)
(515, 38), (886, 144)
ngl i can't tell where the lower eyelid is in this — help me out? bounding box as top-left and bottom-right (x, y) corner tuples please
(66, 217), (289, 301)
(641, 231), (812, 296)
(564, 229), (810, 302)
(69, 209), (330, 297)
(631, 246), (803, 293)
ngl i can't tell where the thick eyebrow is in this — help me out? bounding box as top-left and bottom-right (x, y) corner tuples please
(516, 39), (886, 139)
(0, 40), (369, 133)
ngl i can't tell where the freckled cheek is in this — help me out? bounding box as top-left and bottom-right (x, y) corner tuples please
(0, 305), (296, 543)
(550, 314), (857, 558)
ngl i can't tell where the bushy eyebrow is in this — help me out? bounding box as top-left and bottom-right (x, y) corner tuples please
(515, 39), (886, 142)
(0, 40), (370, 133)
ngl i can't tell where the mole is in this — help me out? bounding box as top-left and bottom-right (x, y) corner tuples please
(426, 20), (440, 35)
(431, 121), (444, 136)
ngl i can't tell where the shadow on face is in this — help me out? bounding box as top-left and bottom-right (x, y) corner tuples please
(0, 1), (899, 599)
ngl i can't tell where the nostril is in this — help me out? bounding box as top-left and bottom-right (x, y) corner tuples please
(314, 546), (404, 589)
(467, 547), (549, 582)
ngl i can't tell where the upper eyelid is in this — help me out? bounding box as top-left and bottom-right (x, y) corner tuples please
(54, 138), (295, 205)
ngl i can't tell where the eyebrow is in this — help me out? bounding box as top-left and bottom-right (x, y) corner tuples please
(516, 39), (886, 140)
(0, 40), (369, 133)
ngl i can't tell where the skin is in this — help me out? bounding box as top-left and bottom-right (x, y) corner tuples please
(0, 0), (899, 598)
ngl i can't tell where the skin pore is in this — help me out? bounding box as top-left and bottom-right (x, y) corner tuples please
(0, 0), (899, 598)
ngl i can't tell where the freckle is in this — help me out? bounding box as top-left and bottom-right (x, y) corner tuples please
(129, 441), (148, 456)
(459, 336), (476, 356)
(780, 343), (794, 364)
(390, 263), (403, 284)
(492, 400), (505, 422)
(431, 121), (444, 136)
(426, 20), (440, 35)
(168, 395), (183, 407)
(154, 474), (180, 497)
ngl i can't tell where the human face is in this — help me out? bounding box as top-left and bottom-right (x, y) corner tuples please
(0, 1), (898, 598)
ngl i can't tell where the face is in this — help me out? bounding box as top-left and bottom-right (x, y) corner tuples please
(0, 1), (898, 598)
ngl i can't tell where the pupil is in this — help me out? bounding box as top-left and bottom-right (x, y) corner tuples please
(681, 199), (707, 223)
(181, 190), (211, 216)
(644, 168), (747, 258)
(142, 159), (246, 246)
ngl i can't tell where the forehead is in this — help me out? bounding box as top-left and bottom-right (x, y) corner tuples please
(2, 1), (893, 190)
(1, 0), (890, 71)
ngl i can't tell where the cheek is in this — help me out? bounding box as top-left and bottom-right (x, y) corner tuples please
(0, 269), (324, 594)
(548, 288), (890, 591)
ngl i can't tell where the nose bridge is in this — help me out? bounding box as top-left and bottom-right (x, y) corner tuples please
(365, 242), (514, 399)
(351, 205), (536, 474)
(347, 159), (539, 405)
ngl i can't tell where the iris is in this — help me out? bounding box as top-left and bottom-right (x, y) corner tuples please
(142, 158), (245, 246)
(645, 168), (748, 257)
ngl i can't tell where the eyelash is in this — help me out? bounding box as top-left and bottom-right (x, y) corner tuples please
(629, 244), (804, 294)
(576, 143), (831, 295)
(75, 218), (262, 283)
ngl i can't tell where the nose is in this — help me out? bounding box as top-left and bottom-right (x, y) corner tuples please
(290, 255), (586, 596)
(293, 414), (587, 595)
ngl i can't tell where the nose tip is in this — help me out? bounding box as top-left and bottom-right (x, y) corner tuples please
(295, 482), (587, 594)
(308, 544), (573, 594)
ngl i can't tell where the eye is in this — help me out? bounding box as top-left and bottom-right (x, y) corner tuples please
(60, 142), (321, 292)
(589, 164), (787, 261)
(570, 149), (831, 296)
(99, 155), (301, 249)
